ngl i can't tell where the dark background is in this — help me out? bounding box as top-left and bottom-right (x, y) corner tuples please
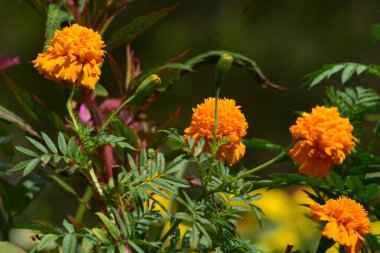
(1, 0), (380, 227)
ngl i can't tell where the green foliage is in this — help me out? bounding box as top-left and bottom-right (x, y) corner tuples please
(325, 86), (380, 120)
(371, 23), (380, 43)
(4, 2), (380, 252)
(0, 242), (26, 253)
(12, 132), (85, 176)
(130, 50), (281, 92)
(305, 62), (369, 88)
(243, 137), (285, 154)
(325, 86), (380, 137)
(107, 4), (177, 50)
(2, 74), (64, 130)
(45, 4), (74, 46)
(0, 174), (45, 217)
(0, 104), (39, 138)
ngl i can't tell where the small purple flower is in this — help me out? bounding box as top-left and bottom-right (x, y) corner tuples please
(79, 104), (92, 123)
(0, 55), (21, 71)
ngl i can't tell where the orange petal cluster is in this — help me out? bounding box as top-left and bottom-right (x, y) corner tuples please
(184, 98), (248, 165)
(310, 197), (370, 253)
(33, 24), (105, 89)
(289, 106), (356, 178)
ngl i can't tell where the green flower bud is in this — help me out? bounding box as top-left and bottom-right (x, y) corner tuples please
(128, 74), (161, 104)
(215, 54), (233, 88)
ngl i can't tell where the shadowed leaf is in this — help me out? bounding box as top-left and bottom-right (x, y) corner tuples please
(107, 4), (177, 50)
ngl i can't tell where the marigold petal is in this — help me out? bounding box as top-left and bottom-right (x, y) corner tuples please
(184, 98), (248, 165)
(310, 197), (370, 253)
(289, 106), (356, 178)
(33, 24), (105, 89)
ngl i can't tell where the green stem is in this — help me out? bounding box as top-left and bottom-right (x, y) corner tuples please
(89, 167), (104, 198)
(67, 88), (78, 131)
(238, 151), (288, 179)
(74, 186), (93, 222)
(205, 87), (221, 186)
(213, 87), (221, 149)
(100, 94), (136, 132)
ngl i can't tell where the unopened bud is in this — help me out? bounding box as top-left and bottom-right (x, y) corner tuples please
(135, 74), (161, 99)
(127, 74), (161, 104)
(215, 54), (233, 88)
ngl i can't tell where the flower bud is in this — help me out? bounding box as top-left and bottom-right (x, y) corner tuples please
(215, 54), (233, 88)
(128, 74), (161, 104)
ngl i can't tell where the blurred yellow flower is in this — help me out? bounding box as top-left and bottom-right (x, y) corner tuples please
(33, 24), (105, 89)
(147, 190), (173, 216)
(221, 188), (320, 252)
(310, 197), (370, 253)
(184, 98), (248, 165)
(289, 106), (356, 178)
(161, 221), (191, 248)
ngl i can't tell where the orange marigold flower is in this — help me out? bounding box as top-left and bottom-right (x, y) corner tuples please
(184, 98), (248, 165)
(33, 24), (106, 89)
(310, 197), (370, 253)
(289, 106), (356, 178)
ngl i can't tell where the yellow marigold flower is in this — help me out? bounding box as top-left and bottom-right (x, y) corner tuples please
(33, 24), (105, 89)
(289, 106), (356, 178)
(184, 98), (248, 166)
(310, 197), (370, 253)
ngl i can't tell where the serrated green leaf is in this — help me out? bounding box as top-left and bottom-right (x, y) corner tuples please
(26, 136), (48, 153)
(92, 228), (112, 244)
(62, 234), (76, 253)
(111, 207), (129, 239)
(341, 64), (356, 84)
(140, 149), (148, 169)
(107, 4), (177, 50)
(37, 234), (60, 250)
(166, 156), (188, 174)
(96, 212), (121, 241)
(127, 240), (145, 253)
(15, 146), (38, 157)
(156, 152), (165, 174)
(67, 137), (76, 157)
(174, 212), (192, 222)
(63, 219), (74, 233)
(45, 4), (73, 46)
(23, 158), (40, 176)
(81, 234), (96, 252)
(58, 132), (67, 155)
(305, 63), (370, 88)
(41, 132), (57, 154)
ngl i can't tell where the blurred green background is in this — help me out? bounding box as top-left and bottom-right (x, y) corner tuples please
(1, 0), (380, 248)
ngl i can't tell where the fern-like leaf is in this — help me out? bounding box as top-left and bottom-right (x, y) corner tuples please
(305, 63), (369, 88)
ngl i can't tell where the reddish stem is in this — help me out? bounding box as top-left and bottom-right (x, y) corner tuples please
(83, 89), (115, 182)
(102, 144), (115, 182)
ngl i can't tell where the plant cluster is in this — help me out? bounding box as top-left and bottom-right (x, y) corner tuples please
(1, 1), (380, 253)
